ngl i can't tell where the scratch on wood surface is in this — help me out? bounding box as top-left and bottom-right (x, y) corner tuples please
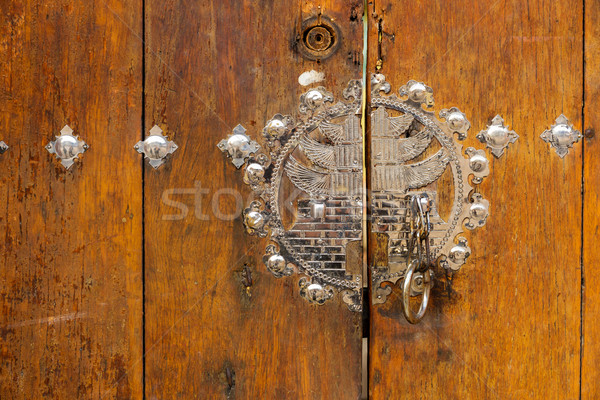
(71, 233), (120, 254)
(512, 35), (575, 42)
(4, 312), (87, 329)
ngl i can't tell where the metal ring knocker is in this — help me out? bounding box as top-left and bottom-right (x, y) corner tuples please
(402, 194), (435, 324)
(402, 260), (434, 324)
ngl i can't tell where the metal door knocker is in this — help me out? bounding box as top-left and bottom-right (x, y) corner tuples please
(370, 74), (490, 323)
(402, 194), (435, 323)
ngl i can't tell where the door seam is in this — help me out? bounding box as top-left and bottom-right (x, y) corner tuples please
(141, 0), (147, 397)
(360, 1), (370, 399)
(579, 0), (585, 399)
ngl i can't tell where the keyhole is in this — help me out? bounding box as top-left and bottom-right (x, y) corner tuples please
(302, 25), (334, 52)
(297, 16), (341, 61)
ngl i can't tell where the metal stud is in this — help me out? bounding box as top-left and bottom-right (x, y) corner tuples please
(299, 278), (334, 306)
(0, 141), (8, 154)
(439, 107), (470, 140)
(399, 80), (434, 108)
(540, 114), (582, 158)
(217, 124), (259, 169)
(45, 125), (88, 169)
(135, 125), (178, 169)
(476, 115), (519, 158)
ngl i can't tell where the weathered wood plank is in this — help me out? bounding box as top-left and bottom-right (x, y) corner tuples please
(367, 1), (582, 398)
(0, 0), (143, 398)
(582, 0), (600, 397)
(144, 0), (364, 398)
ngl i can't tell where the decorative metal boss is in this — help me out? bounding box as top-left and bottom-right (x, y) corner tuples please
(540, 114), (582, 158)
(46, 125), (88, 169)
(135, 125), (178, 169)
(218, 76), (490, 313)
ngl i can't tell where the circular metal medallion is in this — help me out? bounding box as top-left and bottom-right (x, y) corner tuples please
(218, 76), (491, 311)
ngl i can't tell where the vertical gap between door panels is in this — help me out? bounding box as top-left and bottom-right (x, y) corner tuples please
(361, 1), (370, 399)
(141, 0), (147, 396)
(579, 1), (585, 399)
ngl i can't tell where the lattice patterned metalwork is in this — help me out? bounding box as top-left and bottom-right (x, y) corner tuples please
(219, 81), (364, 311)
(370, 74), (490, 305)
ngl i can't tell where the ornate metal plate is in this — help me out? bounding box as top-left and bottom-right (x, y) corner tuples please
(218, 81), (364, 311)
(219, 77), (491, 312)
(370, 75), (490, 304)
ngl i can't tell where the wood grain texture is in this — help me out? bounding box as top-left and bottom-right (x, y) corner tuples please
(367, 1), (582, 398)
(582, 0), (599, 397)
(143, 0), (364, 398)
(0, 1), (143, 398)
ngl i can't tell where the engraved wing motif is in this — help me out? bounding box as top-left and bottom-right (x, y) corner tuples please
(404, 148), (450, 189)
(388, 113), (414, 136)
(319, 121), (345, 144)
(397, 127), (434, 163)
(284, 156), (331, 196)
(299, 136), (336, 169)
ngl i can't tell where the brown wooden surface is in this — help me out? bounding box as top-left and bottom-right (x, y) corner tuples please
(583, 0), (600, 397)
(1, 1), (594, 399)
(0, 0), (143, 398)
(368, 1), (583, 399)
(143, 1), (364, 398)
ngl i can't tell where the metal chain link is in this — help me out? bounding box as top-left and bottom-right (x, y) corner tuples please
(402, 193), (435, 324)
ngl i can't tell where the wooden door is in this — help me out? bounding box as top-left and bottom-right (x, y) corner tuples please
(0, 0), (143, 398)
(367, 1), (587, 399)
(143, 1), (363, 399)
(1, 1), (598, 399)
(584, 2), (600, 398)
